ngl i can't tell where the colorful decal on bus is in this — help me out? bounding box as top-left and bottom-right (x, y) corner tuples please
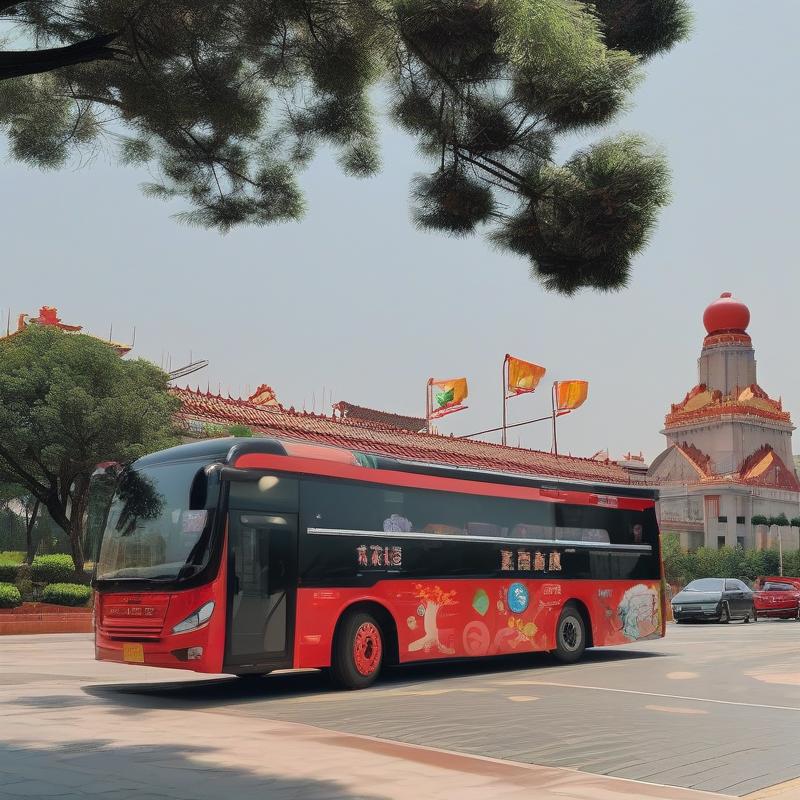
(507, 582), (529, 613)
(617, 583), (661, 640)
(407, 585), (457, 655)
(294, 577), (663, 669)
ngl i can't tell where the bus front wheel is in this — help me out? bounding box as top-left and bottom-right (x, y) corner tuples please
(553, 603), (587, 664)
(331, 610), (384, 690)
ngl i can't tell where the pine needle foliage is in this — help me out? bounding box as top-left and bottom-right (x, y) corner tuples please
(0, 0), (690, 291)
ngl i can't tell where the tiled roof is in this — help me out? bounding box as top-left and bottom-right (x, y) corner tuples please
(333, 401), (427, 433)
(172, 386), (643, 485)
(737, 445), (800, 491)
(657, 442), (800, 492)
(675, 442), (711, 476)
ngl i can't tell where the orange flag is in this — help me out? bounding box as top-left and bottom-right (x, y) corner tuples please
(506, 355), (546, 397)
(555, 380), (588, 411)
(430, 377), (468, 419)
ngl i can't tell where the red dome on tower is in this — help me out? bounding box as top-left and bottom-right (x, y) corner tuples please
(703, 292), (750, 334)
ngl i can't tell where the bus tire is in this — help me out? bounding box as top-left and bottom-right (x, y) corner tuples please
(331, 610), (384, 690)
(553, 603), (587, 664)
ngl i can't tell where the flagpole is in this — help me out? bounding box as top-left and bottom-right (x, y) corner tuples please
(551, 382), (558, 456)
(501, 355), (509, 446)
(425, 378), (433, 434)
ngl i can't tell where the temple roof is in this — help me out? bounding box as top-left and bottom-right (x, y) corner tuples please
(649, 441), (800, 491)
(171, 386), (642, 485)
(0, 306), (131, 354)
(665, 383), (791, 428)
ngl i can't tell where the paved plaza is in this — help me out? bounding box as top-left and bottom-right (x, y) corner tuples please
(2, 623), (800, 799)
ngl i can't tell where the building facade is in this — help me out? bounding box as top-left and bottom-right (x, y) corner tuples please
(648, 293), (800, 550)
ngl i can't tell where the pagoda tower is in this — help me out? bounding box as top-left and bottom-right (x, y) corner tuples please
(649, 293), (800, 550)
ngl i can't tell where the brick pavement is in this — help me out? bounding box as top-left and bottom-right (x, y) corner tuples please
(0, 634), (726, 800)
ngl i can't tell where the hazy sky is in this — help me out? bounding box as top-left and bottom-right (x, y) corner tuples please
(3, 1), (799, 463)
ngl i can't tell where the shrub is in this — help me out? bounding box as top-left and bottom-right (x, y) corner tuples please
(0, 582), (22, 609)
(41, 583), (92, 607)
(0, 563), (19, 583)
(665, 545), (795, 587)
(31, 554), (76, 583)
(661, 534), (685, 583)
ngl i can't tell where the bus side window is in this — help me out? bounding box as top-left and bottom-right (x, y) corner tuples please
(466, 522), (500, 537)
(510, 524), (553, 540)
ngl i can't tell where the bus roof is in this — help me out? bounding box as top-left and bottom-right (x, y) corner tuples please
(133, 437), (657, 500)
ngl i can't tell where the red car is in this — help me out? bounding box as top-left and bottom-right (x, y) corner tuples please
(753, 577), (800, 620)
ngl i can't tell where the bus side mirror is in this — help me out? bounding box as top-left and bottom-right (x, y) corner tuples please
(190, 464), (222, 510)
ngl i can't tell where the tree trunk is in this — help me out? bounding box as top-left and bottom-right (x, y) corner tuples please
(24, 498), (39, 564)
(0, 32), (123, 80)
(43, 481), (89, 578)
(68, 478), (91, 579)
(69, 515), (86, 578)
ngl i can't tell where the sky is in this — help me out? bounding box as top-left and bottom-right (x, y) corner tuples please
(2, 0), (799, 463)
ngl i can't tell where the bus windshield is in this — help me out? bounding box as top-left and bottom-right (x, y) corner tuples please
(96, 460), (214, 582)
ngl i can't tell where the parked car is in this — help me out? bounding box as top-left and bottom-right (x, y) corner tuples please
(671, 578), (756, 624)
(753, 577), (800, 620)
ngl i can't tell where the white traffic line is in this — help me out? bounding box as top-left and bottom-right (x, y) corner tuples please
(497, 680), (800, 713)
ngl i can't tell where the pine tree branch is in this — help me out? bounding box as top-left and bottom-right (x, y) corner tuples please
(453, 147), (523, 190)
(0, 0), (28, 13)
(0, 31), (126, 80)
(61, 92), (123, 109)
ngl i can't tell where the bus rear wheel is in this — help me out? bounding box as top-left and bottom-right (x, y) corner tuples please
(332, 610), (384, 690)
(553, 603), (587, 664)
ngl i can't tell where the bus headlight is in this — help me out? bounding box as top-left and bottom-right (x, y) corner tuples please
(172, 601), (215, 634)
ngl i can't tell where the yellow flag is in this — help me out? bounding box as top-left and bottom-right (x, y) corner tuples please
(430, 377), (468, 419)
(556, 380), (588, 411)
(507, 355), (546, 397)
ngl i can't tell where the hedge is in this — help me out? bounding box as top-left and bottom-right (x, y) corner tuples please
(30, 554), (76, 583)
(41, 583), (92, 607)
(0, 563), (19, 583)
(0, 582), (22, 609)
(663, 535), (800, 587)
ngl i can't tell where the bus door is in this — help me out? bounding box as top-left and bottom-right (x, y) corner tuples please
(225, 512), (297, 670)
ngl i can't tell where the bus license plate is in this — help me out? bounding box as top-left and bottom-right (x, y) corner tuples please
(122, 643), (144, 663)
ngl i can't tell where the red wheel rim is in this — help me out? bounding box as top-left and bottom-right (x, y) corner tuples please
(353, 622), (382, 676)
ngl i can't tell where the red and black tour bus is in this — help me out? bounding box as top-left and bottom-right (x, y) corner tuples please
(93, 438), (665, 689)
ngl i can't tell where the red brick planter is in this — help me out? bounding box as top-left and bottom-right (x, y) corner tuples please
(0, 602), (93, 635)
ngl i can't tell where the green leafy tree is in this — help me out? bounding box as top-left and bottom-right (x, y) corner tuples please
(0, 326), (180, 575)
(0, 483), (29, 553)
(660, 533), (685, 583)
(0, 0), (690, 292)
(751, 515), (769, 526)
(770, 513), (790, 527)
(0, 484), (40, 563)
